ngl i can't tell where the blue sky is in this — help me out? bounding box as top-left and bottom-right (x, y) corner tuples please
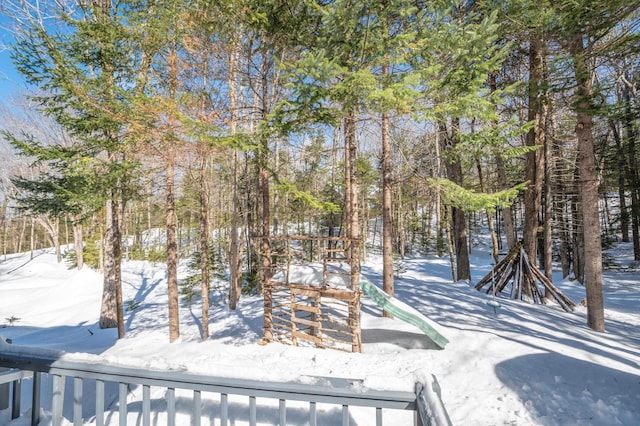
(0, 17), (28, 101)
(0, 49), (27, 100)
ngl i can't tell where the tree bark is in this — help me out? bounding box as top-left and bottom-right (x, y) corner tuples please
(571, 178), (584, 283)
(345, 106), (361, 352)
(434, 136), (444, 257)
(555, 139), (572, 278)
(489, 74), (516, 251)
(73, 219), (84, 271)
(345, 107), (360, 288)
(100, 195), (124, 338)
(165, 37), (181, 343)
(609, 118), (629, 242)
(199, 159), (210, 340)
(622, 86), (640, 259)
(452, 206), (469, 281)
(228, 32), (242, 310)
(29, 218), (35, 259)
(381, 65), (394, 314)
(523, 36), (547, 264)
(476, 158), (499, 264)
(440, 119), (470, 281)
(559, 218), (571, 278)
(444, 205), (457, 282)
(166, 160), (180, 342)
(543, 116), (553, 289)
(258, 50), (271, 296)
(569, 34), (605, 332)
(495, 154), (517, 251)
(259, 161), (270, 284)
(0, 194), (7, 260)
(37, 217), (61, 263)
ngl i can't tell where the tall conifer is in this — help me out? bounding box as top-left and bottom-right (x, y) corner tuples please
(10, 0), (143, 337)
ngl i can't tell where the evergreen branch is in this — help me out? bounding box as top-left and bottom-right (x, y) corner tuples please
(429, 178), (528, 212)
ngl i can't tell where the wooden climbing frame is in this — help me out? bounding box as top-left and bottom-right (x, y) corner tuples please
(261, 236), (362, 352)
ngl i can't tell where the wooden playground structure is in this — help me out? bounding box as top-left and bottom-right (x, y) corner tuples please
(261, 235), (363, 352)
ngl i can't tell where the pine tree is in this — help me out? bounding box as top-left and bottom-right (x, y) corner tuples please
(550, 0), (640, 331)
(412, 4), (526, 281)
(4, 130), (101, 268)
(9, 0), (145, 337)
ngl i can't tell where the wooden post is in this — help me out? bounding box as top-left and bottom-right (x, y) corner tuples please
(290, 291), (298, 346)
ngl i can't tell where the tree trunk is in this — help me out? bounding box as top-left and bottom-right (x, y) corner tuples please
(273, 136), (280, 235)
(229, 149), (243, 310)
(543, 118), (553, 289)
(476, 158), (499, 263)
(165, 38), (181, 343)
(199, 159), (210, 340)
(608, 119), (629, 242)
(228, 33), (242, 310)
(37, 217), (61, 263)
(0, 195), (7, 260)
(436, 192), (444, 257)
(559, 203), (571, 278)
(444, 205), (457, 282)
(258, 61), (271, 296)
(345, 106), (361, 352)
(554, 137), (572, 278)
(245, 151), (258, 282)
(98, 216), (104, 273)
(73, 221), (84, 271)
(166, 160), (180, 342)
(345, 107), (360, 288)
(17, 217), (27, 253)
(622, 86), (640, 259)
(30, 217), (35, 259)
(571, 169), (584, 284)
(569, 35), (605, 332)
(259, 160), (270, 290)
(452, 206), (470, 281)
(489, 74), (516, 252)
(361, 182), (369, 262)
(100, 195), (124, 338)
(381, 69), (394, 314)
(523, 36), (547, 264)
(440, 119), (470, 281)
(434, 137), (445, 257)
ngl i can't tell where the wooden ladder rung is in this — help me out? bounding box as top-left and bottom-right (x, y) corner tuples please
(292, 316), (321, 328)
(292, 303), (321, 314)
(292, 330), (323, 345)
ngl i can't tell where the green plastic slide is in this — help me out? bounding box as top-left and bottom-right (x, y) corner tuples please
(361, 281), (449, 349)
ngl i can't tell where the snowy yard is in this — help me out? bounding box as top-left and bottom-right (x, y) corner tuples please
(1, 241), (639, 425)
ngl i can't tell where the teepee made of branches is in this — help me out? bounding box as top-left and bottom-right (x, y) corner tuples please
(475, 244), (576, 312)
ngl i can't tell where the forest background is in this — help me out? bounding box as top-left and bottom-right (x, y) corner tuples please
(0, 0), (639, 342)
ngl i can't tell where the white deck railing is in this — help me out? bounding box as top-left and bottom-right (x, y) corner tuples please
(0, 348), (451, 426)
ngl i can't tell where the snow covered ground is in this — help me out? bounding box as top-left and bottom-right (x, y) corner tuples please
(0, 240), (639, 425)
